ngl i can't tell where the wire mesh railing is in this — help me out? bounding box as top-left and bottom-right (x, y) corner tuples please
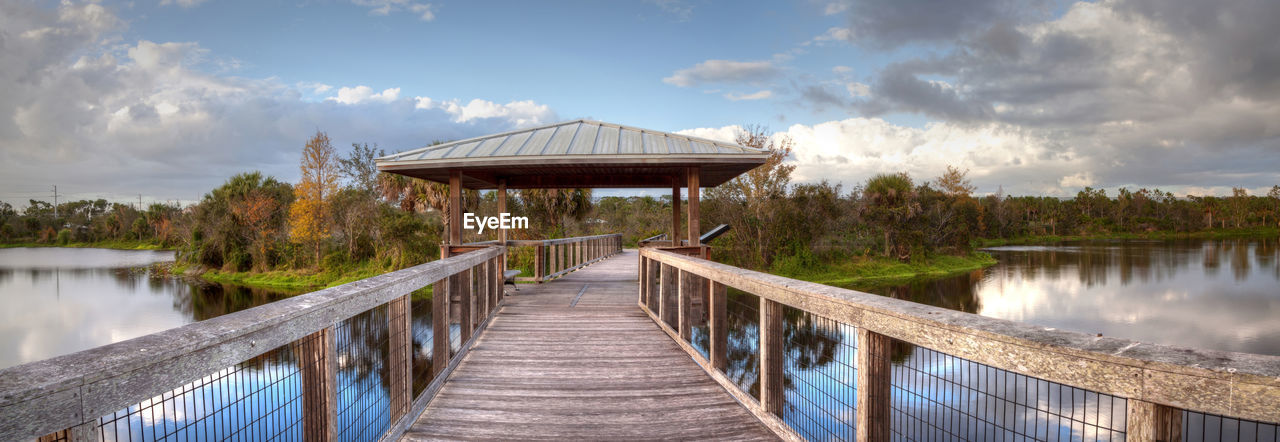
(0, 245), (508, 442)
(638, 247), (1280, 442)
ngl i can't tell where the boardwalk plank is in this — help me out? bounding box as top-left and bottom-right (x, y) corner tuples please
(401, 250), (775, 441)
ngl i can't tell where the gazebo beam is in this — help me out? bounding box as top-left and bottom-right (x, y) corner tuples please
(497, 179), (508, 246)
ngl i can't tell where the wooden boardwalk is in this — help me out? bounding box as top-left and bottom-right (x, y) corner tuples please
(401, 250), (776, 441)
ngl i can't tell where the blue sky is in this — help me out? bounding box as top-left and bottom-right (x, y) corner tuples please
(2, 0), (1279, 207)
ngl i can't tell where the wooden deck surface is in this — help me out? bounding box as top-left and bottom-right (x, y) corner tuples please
(401, 250), (776, 441)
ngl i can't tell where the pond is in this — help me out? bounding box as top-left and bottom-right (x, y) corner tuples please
(685, 237), (1280, 440)
(0, 247), (454, 441)
(0, 247), (300, 369)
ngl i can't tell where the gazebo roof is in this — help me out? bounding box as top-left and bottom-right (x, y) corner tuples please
(375, 119), (769, 189)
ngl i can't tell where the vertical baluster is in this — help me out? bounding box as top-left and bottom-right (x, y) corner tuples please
(659, 263), (676, 327)
(857, 328), (892, 442)
(387, 295), (412, 422)
(709, 281), (727, 372)
(1128, 401), (1183, 442)
(677, 269), (692, 340)
(760, 299), (785, 417)
(476, 262), (488, 320)
(432, 279), (449, 377)
(461, 268), (474, 340)
(296, 327), (336, 441)
(535, 244), (544, 282)
(638, 257), (648, 306)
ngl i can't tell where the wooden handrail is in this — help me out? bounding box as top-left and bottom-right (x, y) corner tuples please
(639, 248), (1280, 440)
(0, 246), (507, 441)
(504, 233), (622, 282)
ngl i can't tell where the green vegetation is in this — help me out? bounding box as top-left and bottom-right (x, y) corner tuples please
(771, 250), (997, 289)
(4, 125), (1279, 293)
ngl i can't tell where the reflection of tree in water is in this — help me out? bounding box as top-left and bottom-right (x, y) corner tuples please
(1230, 239), (1252, 281)
(408, 287), (438, 397)
(185, 282), (296, 321)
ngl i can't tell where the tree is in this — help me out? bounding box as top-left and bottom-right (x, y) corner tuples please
(862, 173), (919, 259)
(521, 188), (593, 236)
(289, 131), (341, 265)
(1269, 186), (1280, 228)
(339, 142), (385, 194)
(934, 165), (976, 198)
(704, 125), (795, 267)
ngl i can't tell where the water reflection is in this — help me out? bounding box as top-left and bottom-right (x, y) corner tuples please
(860, 238), (1280, 356)
(0, 247), (298, 369)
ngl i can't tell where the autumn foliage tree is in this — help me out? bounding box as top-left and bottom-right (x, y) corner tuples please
(290, 131), (340, 266)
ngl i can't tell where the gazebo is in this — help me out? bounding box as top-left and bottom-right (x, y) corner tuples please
(375, 119), (769, 251)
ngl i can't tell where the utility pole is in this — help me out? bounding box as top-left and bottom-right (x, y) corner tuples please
(138, 194), (143, 211)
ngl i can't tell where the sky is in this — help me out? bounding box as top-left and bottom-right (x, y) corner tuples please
(1, 0), (1278, 208)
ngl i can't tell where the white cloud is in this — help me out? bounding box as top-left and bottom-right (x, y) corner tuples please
(328, 86), (401, 104)
(662, 60), (779, 87)
(1059, 172), (1095, 188)
(832, 66), (853, 74)
(724, 90), (773, 101)
(845, 82), (870, 97)
(822, 0), (851, 15)
(297, 82), (332, 94)
(807, 27), (851, 45)
(351, 0), (435, 21)
(159, 0), (210, 8)
(0, 1), (554, 207)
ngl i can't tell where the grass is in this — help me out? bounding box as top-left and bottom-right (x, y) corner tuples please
(771, 252), (998, 289)
(194, 260), (390, 291)
(972, 226), (1279, 248)
(0, 239), (168, 250)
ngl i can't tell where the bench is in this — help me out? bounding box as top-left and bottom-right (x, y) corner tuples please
(503, 270), (522, 291)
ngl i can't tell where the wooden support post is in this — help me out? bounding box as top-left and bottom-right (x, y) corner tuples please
(709, 281), (727, 371)
(489, 257), (499, 313)
(857, 328), (892, 442)
(1128, 400), (1183, 442)
(687, 166), (700, 245)
(432, 279), (449, 378)
(448, 170), (462, 246)
(760, 299), (785, 417)
(677, 269), (692, 340)
(387, 295), (412, 422)
(297, 327), (336, 441)
(671, 176), (681, 246)
(497, 179), (507, 246)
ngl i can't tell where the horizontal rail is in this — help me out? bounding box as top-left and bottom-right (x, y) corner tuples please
(639, 248), (1280, 440)
(505, 233), (622, 282)
(0, 246), (507, 441)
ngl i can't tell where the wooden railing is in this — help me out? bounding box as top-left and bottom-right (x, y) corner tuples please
(506, 233), (622, 282)
(639, 248), (1280, 441)
(0, 246), (507, 441)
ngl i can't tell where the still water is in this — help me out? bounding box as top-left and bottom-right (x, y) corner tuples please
(689, 238), (1280, 440)
(0, 247), (295, 369)
(865, 238), (1280, 356)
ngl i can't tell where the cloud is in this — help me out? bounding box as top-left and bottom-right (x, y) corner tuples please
(328, 86), (401, 104)
(724, 90), (773, 101)
(0, 1), (553, 207)
(159, 0), (210, 8)
(840, 0), (1047, 48)
(662, 60), (780, 87)
(648, 0), (693, 21)
(683, 118), (1278, 197)
(351, 0), (435, 21)
(806, 27), (852, 46)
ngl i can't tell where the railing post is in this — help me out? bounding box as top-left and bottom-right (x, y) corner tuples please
(489, 257), (499, 313)
(710, 281), (727, 371)
(535, 244), (544, 282)
(296, 327), (337, 441)
(639, 256), (648, 306)
(660, 263), (677, 327)
(432, 278), (449, 377)
(760, 299), (785, 417)
(476, 261), (489, 320)
(387, 295), (412, 422)
(857, 328), (892, 442)
(1128, 400), (1183, 442)
(460, 268), (473, 342)
(677, 269), (692, 339)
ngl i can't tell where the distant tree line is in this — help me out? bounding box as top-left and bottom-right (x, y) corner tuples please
(3, 128), (1278, 277)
